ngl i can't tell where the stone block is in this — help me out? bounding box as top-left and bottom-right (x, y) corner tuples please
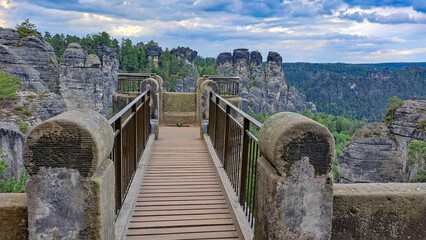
(163, 92), (196, 112)
(332, 183), (426, 239)
(255, 112), (335, 240)
(0, 193), (28, 240)
(24, 109), (114, 177)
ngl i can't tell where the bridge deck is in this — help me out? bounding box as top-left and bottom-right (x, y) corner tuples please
(126, 127), (239, 240)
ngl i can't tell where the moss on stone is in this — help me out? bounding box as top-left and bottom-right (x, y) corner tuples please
(163, 93), (196, 112)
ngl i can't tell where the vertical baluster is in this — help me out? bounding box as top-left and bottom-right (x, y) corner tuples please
(223, 104), (231, 170)
(239, 117), (250, 206)
(114, 117), (122, 212)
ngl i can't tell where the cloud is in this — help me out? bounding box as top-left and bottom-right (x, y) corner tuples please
(340, 8), (426, 24)
(361, 48), (426, 60)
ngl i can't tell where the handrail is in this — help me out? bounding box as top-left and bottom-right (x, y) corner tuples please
(207, 76), (240, 97)
(108, 90), (151, 215)
(118, 73), (156, 93)
(207, 91), (262, 229)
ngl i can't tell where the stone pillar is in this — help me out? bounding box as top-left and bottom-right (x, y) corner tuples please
(255, 112), (335, 240)
(140, 78), (160, 120)
(196, 76), (208, 124)
(199, 80), (218, 138)
(23, 109), (115, 240)
(151, 75), (163, 123)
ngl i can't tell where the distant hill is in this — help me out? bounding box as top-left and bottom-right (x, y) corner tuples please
(283, 63), (426, 122)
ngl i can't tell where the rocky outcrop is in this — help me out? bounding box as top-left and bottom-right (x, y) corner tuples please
(339, 100), (426, 183)
(217, 49), (316, 114)
(0, 28), (58, 93)
(0, 122), (25, 180)
(59, 43), (118, 116)
(171, 47), (197, 64)
(146, 43), (162, 68)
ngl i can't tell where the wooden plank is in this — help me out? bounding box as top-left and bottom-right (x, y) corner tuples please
(127, 231), (238, 240)
(133, 204), (229, 211)
(130, 213), (232, 222)
(126, 225), (236, 236)
(135, 200), (227, 206)
(131, 209), (230, 217)
(129, 218), (235, 229)
(138, 192), (223, 198)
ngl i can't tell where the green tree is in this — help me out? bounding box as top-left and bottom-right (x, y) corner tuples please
(15, 19), (38, 38)
(0, 70), (22, 107)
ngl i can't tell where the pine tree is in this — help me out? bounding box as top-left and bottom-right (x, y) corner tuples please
(0, 71), (22, 107)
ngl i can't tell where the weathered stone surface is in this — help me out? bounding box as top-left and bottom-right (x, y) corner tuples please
(163, 93), (196, 113)
(0, 122), (25, 180)
(140, 78), (160, 119)
(59, 43), (118, 117)
(332, 183), (426, 239)
(339, 100), (426, 183)
(0, 28), (58, 93)
(259, 112), (334, 176)
(255, 112), (334, 240)
(200, 80), (218, 120)
(0, 193), (28, 240)
(0, 43), (48, 93)
(60, 43), (85, 67)
(217, 49), (316, 114)
(24, 109), (113, 177)
(26, 160), (115, 240)
(85, 54), (101, 68)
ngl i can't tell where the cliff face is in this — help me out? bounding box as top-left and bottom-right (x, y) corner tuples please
(0, 122), (25, 180)
(59, 43), (118, 116)
(217, 49), (316, 114)
(339, 100), (426, 183)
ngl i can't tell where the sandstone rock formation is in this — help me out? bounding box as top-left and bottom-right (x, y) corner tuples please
(339, 100), (426, 183)
(59, 43), (118, 116)
(172, 47), (198, 93)
(217, 49), (316, 114)
(171, 47), (197, 65)
(146, 43), (162, 68)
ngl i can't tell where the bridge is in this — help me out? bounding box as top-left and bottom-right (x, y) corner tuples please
(16, 74), (425, 240)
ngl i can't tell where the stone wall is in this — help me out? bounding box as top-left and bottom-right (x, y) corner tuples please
(0, 193), (28, 240)
(162, 92), (197, 126)
(332, 183), (426, 239)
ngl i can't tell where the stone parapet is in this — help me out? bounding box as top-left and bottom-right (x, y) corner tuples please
(0, 193), (28, 240)
(332, 183), (426, 239)
(255, 112), (335, 240)
(23, 109), (115, 239)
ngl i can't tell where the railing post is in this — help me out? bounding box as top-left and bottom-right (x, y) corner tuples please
(223, 104), (231, 170)
(24, 109), (115, 239)
(114, 115), (123, 211)
(146, 91), (151, 143)
(255, 112), (335, 240)
(239, 117), (250, 205)
(132, 103), (138, 168)
(214, 94), (220, 147)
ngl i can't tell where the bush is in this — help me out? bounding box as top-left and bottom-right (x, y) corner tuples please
(17, 120), (28, 133)
(0, 148), (30, 193)
(23, 110), (32, 116)
(13, 105), (23, 111)
(0, 70), (21, 107)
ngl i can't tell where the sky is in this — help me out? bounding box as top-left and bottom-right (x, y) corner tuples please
(1, 0), (425, 63)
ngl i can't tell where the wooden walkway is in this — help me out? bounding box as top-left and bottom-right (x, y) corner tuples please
(126, 127), (239, 240)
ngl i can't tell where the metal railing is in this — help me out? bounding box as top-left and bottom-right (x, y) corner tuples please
(109, 90), (151, 214)
(118, 73), (156, 93)
(207, 76), (239, 97)
(207, 91), (261, 228)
